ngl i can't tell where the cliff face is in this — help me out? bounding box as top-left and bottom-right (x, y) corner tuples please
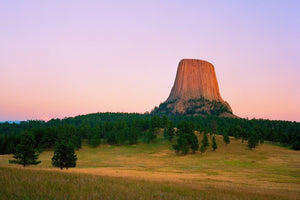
(153, 59), (234, 116)
(167, 59), (223, 102)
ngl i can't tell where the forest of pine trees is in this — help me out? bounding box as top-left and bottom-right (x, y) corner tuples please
(0, 112), (299, 156)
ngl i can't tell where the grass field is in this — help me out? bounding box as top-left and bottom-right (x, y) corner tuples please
(0, 133), (299, 199)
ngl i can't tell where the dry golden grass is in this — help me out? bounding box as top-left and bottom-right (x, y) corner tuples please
(0, 134), (299, 199)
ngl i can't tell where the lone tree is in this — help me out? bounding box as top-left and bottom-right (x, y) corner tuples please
(52, 142), (77, 170)
(212, 135), (218, 151)
(9, 131), (41, 167)
(201, 133), (210, 151)
(190, 133), (199, 153)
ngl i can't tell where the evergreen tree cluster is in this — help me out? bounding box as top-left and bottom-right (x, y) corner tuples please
(52, 142), (77, 170)
(0, 112), (299, 155)
(9, 131), (78, 169)
(172, 121), (199, 154)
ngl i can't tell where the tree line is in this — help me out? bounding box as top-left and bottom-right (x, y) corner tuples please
(0, 112), (299, 156)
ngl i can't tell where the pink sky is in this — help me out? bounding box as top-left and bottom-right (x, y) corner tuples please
(0, 1), (299, 122)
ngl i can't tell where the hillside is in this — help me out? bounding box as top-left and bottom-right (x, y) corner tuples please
(1, 133), (299, 200)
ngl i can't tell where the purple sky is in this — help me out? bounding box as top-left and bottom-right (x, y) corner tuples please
(0, 1), (299, 122)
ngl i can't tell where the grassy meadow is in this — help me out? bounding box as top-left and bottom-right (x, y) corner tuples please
(0, 133), (299, 199)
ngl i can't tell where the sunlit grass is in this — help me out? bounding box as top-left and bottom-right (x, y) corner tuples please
(0, 133), (299, 199)
(1, 166), (298, 200)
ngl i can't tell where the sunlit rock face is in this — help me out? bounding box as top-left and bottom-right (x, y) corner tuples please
(153, 59), (234, 117)
(167, 59), (224, 102)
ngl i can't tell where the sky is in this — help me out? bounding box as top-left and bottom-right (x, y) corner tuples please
(0, 1), (299, 122)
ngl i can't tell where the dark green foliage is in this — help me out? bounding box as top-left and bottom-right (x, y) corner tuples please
(163, 128), (168, 139)
(87, 134), (101, 147)
(114, 121), (126, 145)
(291, 140), (300, 150)
(78, 122), (92, 139)
(57, 124), (81, 149)
(0, 134), (20, 154)
(87, 124), (102, 147)
(172, 121), (199, 154)
(9, 132), (41, 167)
(201, 133), (210, 148)
(150, 116), (161, 131)
(106, 130), (118, 145)
(223, 132), (230, 145)
(152, 100), (176, 115)
(165, 121), (175, 142)
(145, 130), (156, 143)
(128, 127), (138, 144)
(87, 125), (101, 147)
(153, 97), (232, 116)
(211, 120), (217, 134)
(179, 138), (189, 154)
(41, 127), (57, 149)
(241, 129), (247, 143)
(248, 131), (259, 149)
(190, 133), (199, 153)
(31, 127), (45, 150)
(212, 135), (217, 151)
(52, 143), (77, 170)
(232, 124), (242, 139)
(162, 115), (169, 128)
(172, 136), (189, 154)
(0, 112), (299, 154)
(200, 133), (210, 153)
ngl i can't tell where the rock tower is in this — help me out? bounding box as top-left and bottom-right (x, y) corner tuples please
(153, 59), (234, 116)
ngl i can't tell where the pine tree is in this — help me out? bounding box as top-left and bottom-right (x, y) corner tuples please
(145, 129), (156, 143)
(128, 127), (138, 144)
(233, 124), (242, 139)
(190, 133), (199, 153)
(166, 121), (175, 142)
(172, 121), (199, 155)
(241, 129), (247, 143)
(248, 131), (258, 150)
(52, 143), (77, 170)
(9, 131), (41, 167)
(211, 120), (217, 134)
(179, 137), (189, 155)
(201, 133), (210, 149)
(87, 133), (101, 147)
(163, 128), (168, 139)
(87, 124), (101, 147)
(223, 132), (230, 145)
(212, 135), (218, 151)
(162, 115), (169, 128)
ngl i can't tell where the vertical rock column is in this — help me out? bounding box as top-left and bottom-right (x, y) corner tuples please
(167, 59), (224, 102)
